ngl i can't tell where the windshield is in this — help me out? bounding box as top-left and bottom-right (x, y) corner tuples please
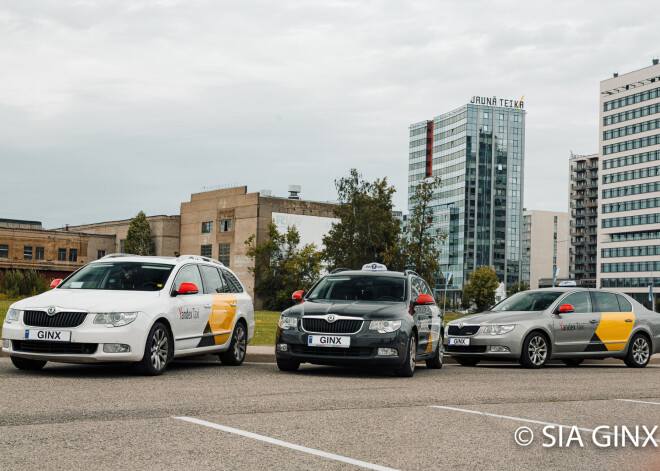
(307, 275), (406, 302)
(59, 262), (174, 291)
(491, 291), (563, 312)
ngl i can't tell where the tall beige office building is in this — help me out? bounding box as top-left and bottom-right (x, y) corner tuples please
(522, 210), (569, 289)
(597, 59), (660, 309)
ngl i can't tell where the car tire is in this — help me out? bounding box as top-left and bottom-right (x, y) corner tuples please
(520, 332), (550, 369)
(394, 333), (417, 377)
(134, 322), (172, 376)
(562, 358), (584, 366)
(219, 322), (247, 366)
(276, 358), (300, 372)
(624, 333), (651, 368)
(455, 357), (480, 367)
(426, 340), (443, 369)
(10, 356), (47, 371)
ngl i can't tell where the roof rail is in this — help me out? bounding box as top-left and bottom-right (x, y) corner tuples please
(100, 253), (136, 260)
(404, 269), (420, 278)
(330, 268), (351, 274)
(176, 254), (225, 266)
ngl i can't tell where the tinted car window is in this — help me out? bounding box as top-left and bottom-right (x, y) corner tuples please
(307, 275), (406, 302)
(59, 262), (173, 291)
(559, 292), (592, 313)
(491, 291), (563, 312)
(200, 265), (225, 294)
(173, 265), (203, 293)
(411, 278), (422, 300)
(616, 294), (633, 312)
(593, 292), (620, 312)
(221, 268), (244, 293)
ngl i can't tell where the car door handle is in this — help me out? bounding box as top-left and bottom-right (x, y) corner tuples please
(230, 302), (237, 307)
(589, 319), (597, 324)
(625, 319), (633, 323)
(204, 304), (212, 308)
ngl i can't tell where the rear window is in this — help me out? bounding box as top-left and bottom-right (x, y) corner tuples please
(593, 292), (620, 312)
(616, 295), (633, 312)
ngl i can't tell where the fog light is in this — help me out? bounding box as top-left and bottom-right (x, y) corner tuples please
(2, 339), (11, 349)
(489, 346), (510, 353)
(103, 343), (131, 353)
(276, 343), (288, 352)
(377, 348), (398, 356)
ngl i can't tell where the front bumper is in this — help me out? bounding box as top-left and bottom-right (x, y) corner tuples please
(443, 330), (522, 360)
(2, 316), (150, 363)
(276, 328), (409, 367)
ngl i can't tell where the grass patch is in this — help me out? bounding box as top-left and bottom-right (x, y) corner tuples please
(251, 310), (281, 346)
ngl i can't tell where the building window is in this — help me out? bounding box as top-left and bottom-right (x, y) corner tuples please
(119, 240), (125, 253)
(0, 245), (8, 258)
(483, 112), (489, 119)
(201, 221), (213, 234)
(69, 249), (78, 262)
(24, 246), (32, 260)
(98, 250), (106, 259)
(201, 244), (212, 257)
(498, 113), (504, 120)
(220, 220), (232, 232)
(35, 247), (44, 260)
(218, 243), (230, 266)
(58, 248), (66, 261)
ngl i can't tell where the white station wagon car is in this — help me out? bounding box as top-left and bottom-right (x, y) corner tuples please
(2, 254), (255, 375)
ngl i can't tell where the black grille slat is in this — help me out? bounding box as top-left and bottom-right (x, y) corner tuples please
(291, 345), (372, 357)
(24, 311), (87, 328)
(13, 340), (98, 355)
(302, 318), (362, 334)
(448, 325), (480, 336)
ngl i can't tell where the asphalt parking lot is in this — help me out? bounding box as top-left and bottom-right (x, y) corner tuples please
(1, 357), (659, 471)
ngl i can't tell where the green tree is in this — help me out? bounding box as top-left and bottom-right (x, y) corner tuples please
(323, 169), (400, 270)
(387, 176), (446, 285)
(462, 266), (500, 313)
(507, 280), (530, 297)
(124, 211), (155, 255)
(246, 221), (323, 311)
(0, 269), (48, 297)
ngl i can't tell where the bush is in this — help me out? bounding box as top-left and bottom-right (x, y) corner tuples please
(0, 269), (48, 297)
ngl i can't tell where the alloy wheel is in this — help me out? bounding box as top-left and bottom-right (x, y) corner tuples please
(409, 336), (417, 372)
(234, 325), (246, 362)
(632, 337), (650, 365)
(150, 328), (169, 371)
(528, 335), (547, 366)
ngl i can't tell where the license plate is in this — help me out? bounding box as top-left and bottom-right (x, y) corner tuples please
(448, 337), (470, 346)
(24, 329), (71, 342)
(308, 335), (350, 348)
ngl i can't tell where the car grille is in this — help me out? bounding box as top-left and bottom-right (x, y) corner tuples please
(12, 340), (98, 355)
(24, 311), (87, 328)
(448, 325), (480, 336)
(290, 345), (373, 357)
(302, 318), (363, 334)
(445, 345), (487, 353)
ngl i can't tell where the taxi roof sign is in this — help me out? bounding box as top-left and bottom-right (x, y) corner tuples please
(362, 262), (387, 272)
(558, 280), (577, 287)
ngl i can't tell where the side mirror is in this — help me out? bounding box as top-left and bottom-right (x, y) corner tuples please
(292, 290), (304, 302)
(557, 304), (575, 314)
(415, 294), (435, 305)
(177, 282), (199, 295)
(50, 279), (62, 289)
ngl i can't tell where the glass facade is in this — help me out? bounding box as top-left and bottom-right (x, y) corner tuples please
(408, 104), (525, 297)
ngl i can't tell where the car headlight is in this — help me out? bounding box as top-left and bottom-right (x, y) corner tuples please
(94, 312), (138, 327)
(482, 324), (515, 335)
(4, 309), (20, 324)
(278, 316), (298, 330)
(369, 320), (402, 334)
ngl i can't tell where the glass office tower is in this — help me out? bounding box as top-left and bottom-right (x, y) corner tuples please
(408, 102), (525, 302)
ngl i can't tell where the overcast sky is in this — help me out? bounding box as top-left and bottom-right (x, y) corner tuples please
(1, 0), (658, 228)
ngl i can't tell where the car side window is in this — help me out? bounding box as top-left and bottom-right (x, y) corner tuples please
(559, 292), (592, 313)
(411, 277), (422, 300)
(221, 268), (244, 294)
(616, 294), (633, 312)
(200, 265), (225, 294)
(592, 292), (620, 312)
(173, 265), (204, 293)
(422, 281), (434, 297)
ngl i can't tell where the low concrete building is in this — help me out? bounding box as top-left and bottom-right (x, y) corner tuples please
(521, 210), (570, 289)
(180, 186), (338, 306)
(65, 215), (181, 257)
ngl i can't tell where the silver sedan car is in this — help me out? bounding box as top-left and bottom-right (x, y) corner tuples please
(444, 288), (660, 368)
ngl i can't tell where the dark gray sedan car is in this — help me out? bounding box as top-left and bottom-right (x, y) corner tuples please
(444, 288), (660, 368)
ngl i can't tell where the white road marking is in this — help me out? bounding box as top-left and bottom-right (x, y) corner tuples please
(173, 416), (400, 471)
(616, 399), (660, 406)
(430, 405), (614, 435)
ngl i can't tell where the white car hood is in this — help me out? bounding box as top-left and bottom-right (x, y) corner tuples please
(11, 289), (163, 313)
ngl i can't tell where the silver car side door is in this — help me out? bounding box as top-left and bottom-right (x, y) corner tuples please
(552, 291), (598, 354)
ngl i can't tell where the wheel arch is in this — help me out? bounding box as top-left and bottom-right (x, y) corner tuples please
(520, 327), (553, 356)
